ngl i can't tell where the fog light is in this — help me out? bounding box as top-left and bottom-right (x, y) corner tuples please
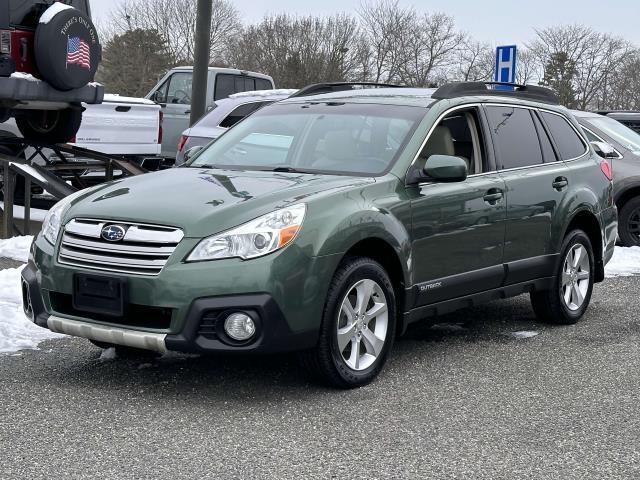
(224, 312), (256, 341)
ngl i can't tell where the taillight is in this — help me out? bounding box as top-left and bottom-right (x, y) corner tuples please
(158, 110), (163, 144)
(177, 135), (188, 152)
(0, 31), (10, 54)
(600, 160), (613, 181)
(69, 136), (76, 144)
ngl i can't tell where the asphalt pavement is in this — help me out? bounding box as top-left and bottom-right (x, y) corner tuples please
(1, 275), (639, 479)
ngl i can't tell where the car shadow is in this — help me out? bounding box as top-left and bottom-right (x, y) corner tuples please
(27, 295), (579, 401)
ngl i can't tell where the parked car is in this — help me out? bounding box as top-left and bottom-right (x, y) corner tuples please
(595, 111), (640, 134)
(575, 110), (640, 246)
(22, 82), (617, 388)
(0, 0), (104, 143)
(175, 89), (297, 166)
(145, 67), (275, 159)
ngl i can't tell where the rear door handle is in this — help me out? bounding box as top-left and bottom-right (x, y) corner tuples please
(483, 189), (504, 205)
(552, 177), (568, 191)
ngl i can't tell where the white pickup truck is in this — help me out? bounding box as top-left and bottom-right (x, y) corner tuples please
(0, 93), (162, 162)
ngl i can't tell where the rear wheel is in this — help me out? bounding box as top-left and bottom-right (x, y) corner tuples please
(16, 108), (82, 144)
(300, 256), (396, 388)
(530, 230), (595, 325)
(618, 197), (640, 247)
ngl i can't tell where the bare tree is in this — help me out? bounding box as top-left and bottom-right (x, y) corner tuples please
(529, 25), (632, 109)
(108, 0), (241, 63)
(455, 40), (494, 82)
(225, 14), (361, 87)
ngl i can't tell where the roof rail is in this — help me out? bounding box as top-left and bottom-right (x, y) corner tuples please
(432, 82), (559, 104)
(289, 82), (402, 98)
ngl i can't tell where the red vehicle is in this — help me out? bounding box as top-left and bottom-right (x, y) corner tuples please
(0, 0), (103, 144)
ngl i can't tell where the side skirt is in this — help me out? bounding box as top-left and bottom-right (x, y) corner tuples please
(400, 277), (555, 335)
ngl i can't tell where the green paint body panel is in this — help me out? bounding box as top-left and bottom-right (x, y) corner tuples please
(29, 91), (618, 352)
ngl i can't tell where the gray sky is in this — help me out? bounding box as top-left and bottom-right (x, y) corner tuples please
(89, 0), (640, 46)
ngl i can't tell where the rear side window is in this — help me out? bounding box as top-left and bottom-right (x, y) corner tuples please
(256, 78), (273, 90)
(219, 102), (270, 128)
(485, 106), (543, 169)
(540, 112), (587, 160)
(215, 74), (235, 100)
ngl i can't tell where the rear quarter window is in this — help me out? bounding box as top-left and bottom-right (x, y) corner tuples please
(540, 112), (587, 160)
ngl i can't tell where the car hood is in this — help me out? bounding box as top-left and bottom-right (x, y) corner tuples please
(65, 167), (372, 237)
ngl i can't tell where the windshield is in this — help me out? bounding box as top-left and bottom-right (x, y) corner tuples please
(187, 102), (425, 176)
(587, 116), (640, 154)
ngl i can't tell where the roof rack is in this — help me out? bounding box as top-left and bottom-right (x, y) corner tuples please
(432, 82), (559, 104)
(289, 82), (402, 98)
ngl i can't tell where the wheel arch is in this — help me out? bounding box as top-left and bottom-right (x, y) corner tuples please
(563, 209), (604, 282)
(615, 185), (640, 211)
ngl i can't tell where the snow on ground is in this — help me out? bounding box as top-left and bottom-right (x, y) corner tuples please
(0, 235), (34, 263)
(604, 246), (640, 278)
(0, 267), (63, 354)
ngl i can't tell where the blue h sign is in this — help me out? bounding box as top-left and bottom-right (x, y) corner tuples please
(495, 45), (517, 90)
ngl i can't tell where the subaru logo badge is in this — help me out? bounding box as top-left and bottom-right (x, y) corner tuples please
(101, 224), (126, 242)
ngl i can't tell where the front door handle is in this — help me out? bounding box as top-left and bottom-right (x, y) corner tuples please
(552, 177), (569, 191)
(483, 189), (504, 205)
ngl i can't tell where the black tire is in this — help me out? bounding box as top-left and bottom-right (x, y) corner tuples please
(530, 230), (595, 325)
(618, 197), (640, 247)
(34, 6), (101, 91)
(16, 108), (82, 144)
(89, 340), (160, 359)
(300, 256), (396, 389)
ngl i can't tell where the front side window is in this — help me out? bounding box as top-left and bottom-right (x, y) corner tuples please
(152, 72), (192, 104)
(540, 112), (587, 160)
(188, 103), (425, 176)
(485, 106), (543, 169)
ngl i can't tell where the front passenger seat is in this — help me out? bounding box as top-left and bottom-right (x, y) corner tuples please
(417, 125), (456, 170)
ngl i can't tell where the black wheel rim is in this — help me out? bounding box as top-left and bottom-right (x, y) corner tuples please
(627, 208), (640, 241)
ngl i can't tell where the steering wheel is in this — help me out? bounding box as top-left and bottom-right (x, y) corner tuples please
(173, 90), (191, 104)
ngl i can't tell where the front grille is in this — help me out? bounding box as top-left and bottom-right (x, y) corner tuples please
(58, 218), (184, 276)
(49, 292), (173, 330)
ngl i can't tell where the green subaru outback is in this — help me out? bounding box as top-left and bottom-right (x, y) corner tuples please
(22, 82), (617, 388)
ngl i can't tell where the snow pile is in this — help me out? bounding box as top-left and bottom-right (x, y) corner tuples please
(0, 267), (64, 354)
(10, 72), (38, 82)
(39, 2), (74, 24)
(605, 246), (640, 278)
(0, 235), (33, 263)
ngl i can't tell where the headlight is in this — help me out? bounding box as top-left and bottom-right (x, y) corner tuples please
(187, 204), (306, 261)
(41, 190), (86, 245)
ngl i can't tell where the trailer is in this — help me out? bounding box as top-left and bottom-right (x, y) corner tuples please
(0, 137), (150, 238)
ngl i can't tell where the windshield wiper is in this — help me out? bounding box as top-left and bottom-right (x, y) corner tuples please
(191, 164), (219, 169)
(270, 166), (310, 173)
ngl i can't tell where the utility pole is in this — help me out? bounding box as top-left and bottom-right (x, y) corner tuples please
(190, 0), (213, 126)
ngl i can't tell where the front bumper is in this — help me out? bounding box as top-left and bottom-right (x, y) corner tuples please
(23, 235), (341, 354)
(0, 75), (104, 107)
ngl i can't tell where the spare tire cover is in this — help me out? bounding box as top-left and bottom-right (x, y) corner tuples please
(34, 4), (101, 91)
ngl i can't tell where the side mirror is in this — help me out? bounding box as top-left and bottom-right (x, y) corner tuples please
(183, 145), (204, 163)
(151, 90), (165, 104)
(591, 141), (617, 159)
(423, 155), (468, 182)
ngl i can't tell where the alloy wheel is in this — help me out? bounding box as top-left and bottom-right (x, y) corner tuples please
(336, 279), (389, 371)
(627, 208), (640, 242)
(561, 243), (591, 311)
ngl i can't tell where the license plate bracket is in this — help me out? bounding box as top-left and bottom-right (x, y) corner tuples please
(73, 273), (127, 318)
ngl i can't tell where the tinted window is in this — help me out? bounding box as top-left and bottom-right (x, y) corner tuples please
(256, 78), (273, 90)
(219, 102), (270, 128)
(532, 113), (557, 163)
(540, 112), (586, 160)
(485, 106), (543, 169)
(189, 103), (424, 176)
(214, 74), (235, 100)
(582, 128), (601, 143)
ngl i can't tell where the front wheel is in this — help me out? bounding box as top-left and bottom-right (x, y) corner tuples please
(618, 197), (640, 247)
(530, 230), (595, 325)
(300, 256), (396, 388)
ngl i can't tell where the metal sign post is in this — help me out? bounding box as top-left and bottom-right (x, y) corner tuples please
(494, 45), (517, 90)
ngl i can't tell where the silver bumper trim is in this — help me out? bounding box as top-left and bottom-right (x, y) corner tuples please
(47, 316), (168, 354)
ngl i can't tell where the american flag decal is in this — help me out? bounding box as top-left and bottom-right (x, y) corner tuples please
(66, 36), (90, 69)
